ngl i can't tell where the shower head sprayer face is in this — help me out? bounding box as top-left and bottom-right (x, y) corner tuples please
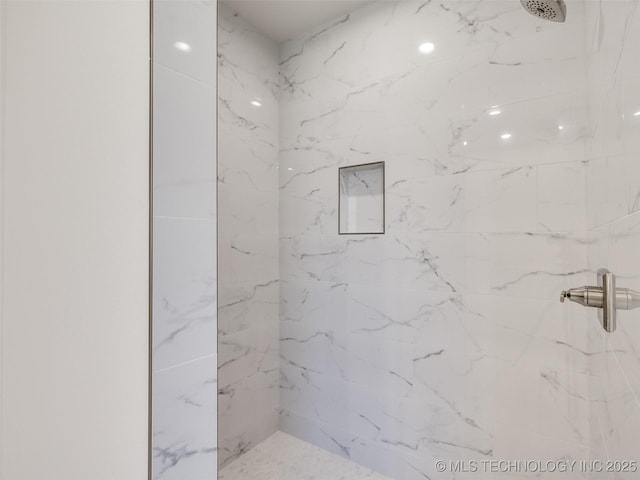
(520, 0), (567, 22)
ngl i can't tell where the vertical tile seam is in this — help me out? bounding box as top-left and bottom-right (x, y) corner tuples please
(215, 0), (220, 476)
(0, 1), (6, 477)
(148, 0), (154, 478)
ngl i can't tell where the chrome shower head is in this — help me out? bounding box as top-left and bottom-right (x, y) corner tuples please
(520, 0), (567, 22)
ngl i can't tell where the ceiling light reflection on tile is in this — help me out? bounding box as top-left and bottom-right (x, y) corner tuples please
(173, 41), (192, 53)
(489, 109), (502, 116)
(419, 42), (435, 54)
(251, 98), (262, 107)
(501, 133), (512, 140)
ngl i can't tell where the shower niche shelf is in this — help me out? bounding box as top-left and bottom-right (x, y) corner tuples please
(339, 162), (385, 235)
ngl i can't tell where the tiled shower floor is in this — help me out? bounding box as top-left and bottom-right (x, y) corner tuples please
(219, 431), (393, 480)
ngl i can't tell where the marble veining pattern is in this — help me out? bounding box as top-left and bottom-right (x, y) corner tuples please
(212, 0), (640, 478)
(217, 4), (281, 469)
(153, 356), (218, 480)
(278, 1), (592, 479)
(585, 0), (640, 476)
(152, 1), (218, 478)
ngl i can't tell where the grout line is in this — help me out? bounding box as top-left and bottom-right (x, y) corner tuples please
(154, 61), (216, 90)
(153, 215), (217, 222)
(216, 2), (221, 474)
(153, 353), (218, 375)
(147, 0), (154, 478)
(0, 1), (5, 476)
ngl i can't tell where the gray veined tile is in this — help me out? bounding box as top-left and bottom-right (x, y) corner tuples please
(152, 355), (217, 480)
(217, 4), (281, 468)
(153, 217), (217, 371)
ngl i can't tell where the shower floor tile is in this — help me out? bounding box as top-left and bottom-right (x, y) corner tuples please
(219, 431), (393, 480)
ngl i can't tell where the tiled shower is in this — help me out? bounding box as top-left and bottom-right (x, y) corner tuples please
(154, 0), (640, 479)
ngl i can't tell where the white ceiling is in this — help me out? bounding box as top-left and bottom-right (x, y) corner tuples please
(222, 0), (374, 43)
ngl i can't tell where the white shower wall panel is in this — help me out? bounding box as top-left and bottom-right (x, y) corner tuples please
(585, 1), (640, 477)
(217, 4), (281, 468)
(151, 1), (218, 478)
(279, 1), (591, 478)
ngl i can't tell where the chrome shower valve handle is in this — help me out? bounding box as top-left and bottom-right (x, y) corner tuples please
(561, 269), (640, 333)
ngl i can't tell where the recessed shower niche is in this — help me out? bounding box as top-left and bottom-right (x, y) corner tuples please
(338, 162), (385, 235)
(215, 0), (640, 478)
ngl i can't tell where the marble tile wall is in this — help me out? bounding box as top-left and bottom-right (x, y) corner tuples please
(585, 1), (640, 477)
(152, 1), (218, 478)
(279, 1), (592, 478)
(217, 4), (281, 468)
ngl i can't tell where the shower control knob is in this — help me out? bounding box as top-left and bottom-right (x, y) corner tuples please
(613, 288), (640, 311)
(561, 269), (640, 333)
(561, 286), (602, 308)
(561, 285), (640, 310)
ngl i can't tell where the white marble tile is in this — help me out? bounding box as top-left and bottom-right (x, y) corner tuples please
(218, 5), (279, 100)
(458, 293), (589, 372)
(218, 364), (279, 467)
(281, 232), (587, 302)
(154, 0), (217, 86)
(223, 233), (279, 284)
(218, 4), (280, 467)
(589, 212), (640, 388)
(279, 411), (372, 464)
(585, 0), (640, 473)
(588, 345), (640, 465)
(218, 4), (279, 193)
(344, 129), (477, 182)
(282, 235), (347, 284)
(586, 153), (640, 228)
(587, 79), (640, 160)
(279, 0), (578, 97)
(217, 84), (279, 191)
(336, 231), (587, 299)
(279, 144), (343, 201)
(537, 161), (587, 232)
(153, 217), (216, 371)
(217, 141), (277, 195)
(249, 0), (640, 475)
(451, 92), (589, 168)
(275, 1), (595, 476)
(280, 406), (489, 480)
(492, 423), (589, 479)
(619, 1), (640, 79)
(152, 355), (217, 480)
(153, 1), (217, 478)
(585, 0), (637, 80)
(280, 279), (348, 336)
(280, 192), (339, 237)
(153, 64), (216, 219)
(218, 184), (278, 236)
(218, 279), (279, 337)
(409, 166), (538, 233)
(218, 321), (279, 467)
(280, 46), (491, 149)
(410, 349), (588, 445)
(219, 324), (278, 404)
(280, 291), (589, 454)
(487, 20), (587, 106)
